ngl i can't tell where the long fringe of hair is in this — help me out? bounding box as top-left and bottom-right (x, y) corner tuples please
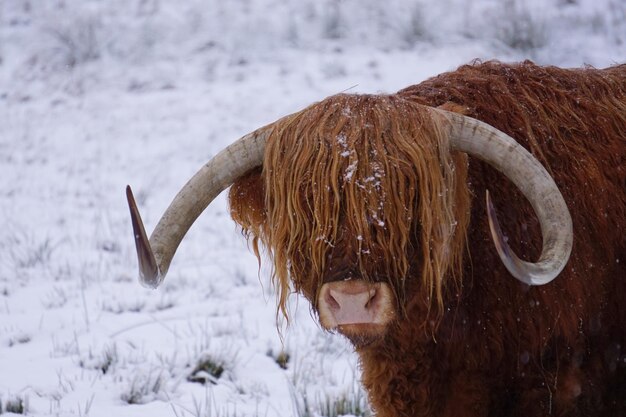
(231, 93), (470, 324)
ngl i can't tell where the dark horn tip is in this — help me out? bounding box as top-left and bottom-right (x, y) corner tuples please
(126, 185), (163, 289)
(485, 190), (529, 284)
(485, 190), (510, 259)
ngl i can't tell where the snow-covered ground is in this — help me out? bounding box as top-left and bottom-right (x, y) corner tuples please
(0, 1), (624, 416)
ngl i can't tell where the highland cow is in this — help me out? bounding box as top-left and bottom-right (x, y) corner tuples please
(127, 61), (626, 417)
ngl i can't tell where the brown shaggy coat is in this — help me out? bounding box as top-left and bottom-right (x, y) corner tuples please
(229, 61), (626, 417)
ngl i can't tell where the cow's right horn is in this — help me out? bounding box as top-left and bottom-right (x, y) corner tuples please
(434, 108), (573, 286)
(127, 126), (270, 288)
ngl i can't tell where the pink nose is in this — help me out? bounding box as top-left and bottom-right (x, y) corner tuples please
(318, 281), (384, 328)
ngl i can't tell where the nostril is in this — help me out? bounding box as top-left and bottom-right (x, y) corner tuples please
(326, 290), (341, 311)
(364, 288), (378, 309)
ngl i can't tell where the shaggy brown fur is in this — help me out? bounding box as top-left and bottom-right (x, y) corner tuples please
(231, 95), (470, 321)
(229, 61), (626, 416)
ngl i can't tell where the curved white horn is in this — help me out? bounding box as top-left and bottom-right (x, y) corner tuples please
(434, 108), (573, 285)
(127, 127), (269, 288)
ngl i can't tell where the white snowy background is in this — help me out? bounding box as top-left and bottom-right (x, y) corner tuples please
(0, 0), (624, 416)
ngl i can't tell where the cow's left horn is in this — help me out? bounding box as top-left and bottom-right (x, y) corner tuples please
(434, 108), (573, 285)
(127, 127), (270, 288)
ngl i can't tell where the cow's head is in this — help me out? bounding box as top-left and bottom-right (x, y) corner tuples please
(127, 93), (572, 347)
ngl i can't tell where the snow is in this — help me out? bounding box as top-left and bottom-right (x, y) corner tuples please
(0, 0), (624, 416)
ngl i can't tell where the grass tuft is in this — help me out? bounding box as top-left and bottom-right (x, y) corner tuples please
(7, 333), (31, 347)
(98, 344), (118, 375)
(121, 371), (166, 404)
(2, 396), (27, 414)
(187, 354), (225, 385)
(316, 390), (369, 417)
(267, 348), (290, 370)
